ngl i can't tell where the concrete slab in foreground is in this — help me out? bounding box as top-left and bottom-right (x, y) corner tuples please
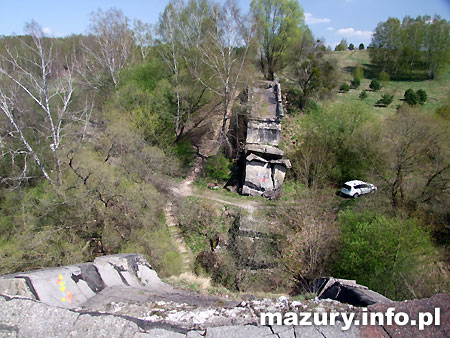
(1, 255), (448, 338)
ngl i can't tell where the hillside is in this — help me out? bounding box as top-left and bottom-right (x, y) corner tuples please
(333, 49), (450, 115)
(1, 4), (449, 332)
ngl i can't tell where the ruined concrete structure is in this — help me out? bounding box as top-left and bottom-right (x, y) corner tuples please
(1, 255), (448, 337)
(242, 81), (291, 198)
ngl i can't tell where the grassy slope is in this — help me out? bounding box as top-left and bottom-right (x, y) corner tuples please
(280, 49), (450, 169)
(333, 49), (450, 116)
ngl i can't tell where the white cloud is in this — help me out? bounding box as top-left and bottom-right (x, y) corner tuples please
(327, 27), (334, 31)
(337, 27), (372, 39)
(42, 27), (53, 36)
(305, 12), (331, 25)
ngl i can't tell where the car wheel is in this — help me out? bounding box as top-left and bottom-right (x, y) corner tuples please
(353, 193), (359, 198)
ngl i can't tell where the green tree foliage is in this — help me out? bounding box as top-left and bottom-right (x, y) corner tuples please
(285, 33), (339, 111)
(339, 83), (350, 92)
(115, 63), (178, 149)
(350, 78), (360, 89)
(0, 121), (182, 276)
(334, 210), (441, 300)
(176, 0), (250, 150)
(359, 43), (365, 50)
(348, 43), (354, 50)
(204, 153), (232, 181)
(404, 88), (418, 105)
(404, 89), (427, 106)
(334, 38), (347, 51)
(251, 0), (305, 80)
(157, 0), (211, 140)
(416, 89), (427, 104)
(369, 79), (382, 91)
(359, 106), (450, 210)
(290, 102), (372, 187)
(359, 90), (368, 100)
(376, 93), (394, 106)
(370, 15), (450, 79)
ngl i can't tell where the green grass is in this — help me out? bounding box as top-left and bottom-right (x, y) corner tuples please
(333, 50), (450, 116)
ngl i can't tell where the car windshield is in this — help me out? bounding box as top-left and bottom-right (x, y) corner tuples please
(343, 184), (352, 190)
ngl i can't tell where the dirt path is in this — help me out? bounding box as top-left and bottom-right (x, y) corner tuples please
(164, 201), (193, 273)
(166, 155), (267, 275)
(164, 94), (266, 274)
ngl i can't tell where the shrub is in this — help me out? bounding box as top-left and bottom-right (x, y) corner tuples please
(359, 90), (368, 100)
(339, 83), (350, 92)
(359, 43), (364, 50)
(416, 89), (427, 105)
(176, 138), (195, 168)
(378, 71), (390, 82)
(204, 153), (232, 181)
(351, 78), (360, 89)
(404, 88), (418, 105)
(369, 79), (382, 91)
(376, 93), (394, 106)
(348, 43), (354, 50)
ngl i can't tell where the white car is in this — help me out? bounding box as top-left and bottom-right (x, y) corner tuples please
(341, 180), (377, 198)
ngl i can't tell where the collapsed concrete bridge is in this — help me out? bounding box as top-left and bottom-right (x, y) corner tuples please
(241, 81), (291, 198)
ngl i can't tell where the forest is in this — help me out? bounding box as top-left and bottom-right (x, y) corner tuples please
(0, 0), (449, 301)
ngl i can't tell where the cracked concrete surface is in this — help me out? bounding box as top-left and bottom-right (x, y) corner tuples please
(1, 255), (448, 337)
(1, 292), (449, 337)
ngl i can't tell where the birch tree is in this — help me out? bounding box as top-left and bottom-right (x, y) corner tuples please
(0, 22), (76, 186)
(133, 19), (153, 62)
(158, 0), (184, 137)
(82, 8), (134, 89)
(185, 0), (250, 148)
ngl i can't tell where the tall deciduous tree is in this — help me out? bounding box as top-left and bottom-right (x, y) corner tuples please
(0, 22), (79, 186)
(158, 0), (184, 137)
(287, 35), (339, 110)
(82, 8), (134, 89)
(250, 0), (304, 80)
(133, 19), (153, 62)
(424, 15), (450, 79)
(184, 0), (250, 149)
(370, 15), (450, 79)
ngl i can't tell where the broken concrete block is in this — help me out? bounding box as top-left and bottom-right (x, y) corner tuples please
(273, 164), (286, 190)
(245, 144), (284, 158)
(244, 161), (273, 191)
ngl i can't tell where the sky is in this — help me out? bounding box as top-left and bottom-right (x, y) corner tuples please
(1, 0), (449, 48)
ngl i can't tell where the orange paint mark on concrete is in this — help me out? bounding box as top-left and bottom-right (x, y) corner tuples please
(66, 291), (72, 303)
(56, 274), (63, 285)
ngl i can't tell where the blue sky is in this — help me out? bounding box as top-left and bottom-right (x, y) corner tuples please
(1, 0), (449, 48)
